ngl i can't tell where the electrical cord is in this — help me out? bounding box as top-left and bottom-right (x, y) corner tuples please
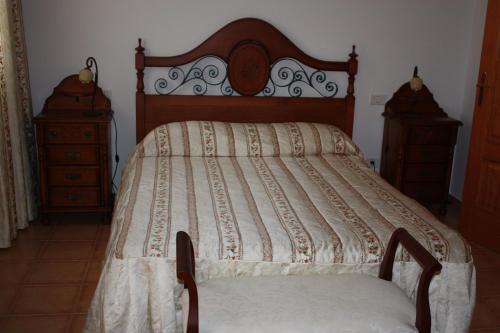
(110, 110), (120, 195)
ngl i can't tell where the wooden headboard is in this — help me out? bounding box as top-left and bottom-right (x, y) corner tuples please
(135, 18), (358, 143)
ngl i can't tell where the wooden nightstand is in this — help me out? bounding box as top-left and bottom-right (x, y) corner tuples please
(380, 80), (462, 214)
(34, 75), (112, 224)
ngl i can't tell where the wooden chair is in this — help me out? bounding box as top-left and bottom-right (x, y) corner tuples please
(177, 228), (442, 333)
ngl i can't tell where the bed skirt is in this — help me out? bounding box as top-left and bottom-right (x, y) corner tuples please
(85, 256), (475, 333)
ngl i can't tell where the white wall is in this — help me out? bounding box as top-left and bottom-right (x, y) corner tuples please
(22, 0), (487, 198)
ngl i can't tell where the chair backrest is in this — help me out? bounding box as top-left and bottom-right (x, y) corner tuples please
(176, 228), (442, 333)
(379, 228), (442, 333)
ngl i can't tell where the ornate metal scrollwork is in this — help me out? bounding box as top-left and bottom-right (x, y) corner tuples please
(154, 56), (234, 96)
(263, 58), (338, 97)
(153, 56), (338, 98)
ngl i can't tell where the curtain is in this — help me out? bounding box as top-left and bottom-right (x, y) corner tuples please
(0, 0), (36, 248)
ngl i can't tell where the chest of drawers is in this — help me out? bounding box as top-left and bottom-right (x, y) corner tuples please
(379, 75), (462, 214)
(34, 74), (113, 224)
(380, 117), (461, 213)
(34, 114), (112, 223)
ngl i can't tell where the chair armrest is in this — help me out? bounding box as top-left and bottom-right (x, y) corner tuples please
(176, 231), (199, 333)
(379, 228), (442, 333)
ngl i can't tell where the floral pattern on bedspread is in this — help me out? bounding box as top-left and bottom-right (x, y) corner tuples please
(114, 121), (469, 264)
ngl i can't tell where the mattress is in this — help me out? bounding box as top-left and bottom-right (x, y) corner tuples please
(85, 121), (475, 333)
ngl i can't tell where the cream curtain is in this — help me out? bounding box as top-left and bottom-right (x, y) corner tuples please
(0, 0), (36, 248)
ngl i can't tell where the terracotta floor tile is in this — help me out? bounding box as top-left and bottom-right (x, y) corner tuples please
(2, 315), (69, 333)
(69, 314), (88, 333)
(99, 224), (111, 240)
(476, 269), (500, 298)
(15, 223), (54, 241)
(85, 261), (102, 283)
(51, 224), (100, 241)
(11, 285), (80, 314)
(470, 242), (497, 256)
(0, 262), (30, 285)
(0, 285), (18, 314)
(472, 252), (500, 270)
(470, 297), (500, 329)
(39, 241), (94, 260)
(76, 283), (97, 313)
(0, 240), (43, 262)
(92, 238), (108, 260)
(26, 262), (87, 284)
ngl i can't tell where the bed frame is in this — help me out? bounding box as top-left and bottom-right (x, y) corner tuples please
(135, 17), (358, 143)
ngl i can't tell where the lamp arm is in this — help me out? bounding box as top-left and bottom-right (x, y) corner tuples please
(85, 57), (99, 113)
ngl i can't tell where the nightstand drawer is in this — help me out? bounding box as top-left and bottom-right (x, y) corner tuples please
(409, 126), (450, 145)
(49, 187), (100, 207)
(46, 145), (98, 165)
(45, 124), (97, 144)
(406, 146), (449, 163)
(403, 182), (444, 203)
(48, 166), (99, 186)
(404, 164), (447, 182)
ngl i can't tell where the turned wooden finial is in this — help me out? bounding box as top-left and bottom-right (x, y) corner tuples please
(136, 38), (144, 53)
(347, 45), (358, 96)
(349, 45), (358, 60)
(135, 38), (145, 93)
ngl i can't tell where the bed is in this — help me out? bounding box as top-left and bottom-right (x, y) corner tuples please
(85, 18), (475, 333)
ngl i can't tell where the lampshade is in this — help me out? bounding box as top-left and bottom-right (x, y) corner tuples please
(410, 77), (423, 92)
(79, 68), (93, 84)
(409, 66), (423, 92)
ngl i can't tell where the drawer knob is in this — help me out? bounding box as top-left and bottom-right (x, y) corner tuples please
(64, 173), (81, 180)
(64, 152), (81, 160)
(65, 193), (80, 201)
(49, 130), (59, 137)
(84, 131), (93, 138)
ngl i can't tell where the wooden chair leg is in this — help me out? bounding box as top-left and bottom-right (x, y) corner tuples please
(176, 231), (199, 333)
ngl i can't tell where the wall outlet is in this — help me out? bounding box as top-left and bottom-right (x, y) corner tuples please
(367, 158), (380, 172)
(370, 94), (387, 105)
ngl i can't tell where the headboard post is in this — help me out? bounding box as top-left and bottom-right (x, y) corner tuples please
(135, 38), (146, 142)
(345, 45), (358, 137)
(347, 45), (358, 95)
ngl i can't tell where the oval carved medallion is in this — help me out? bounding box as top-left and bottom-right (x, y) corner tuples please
(228, 42), (270, 96)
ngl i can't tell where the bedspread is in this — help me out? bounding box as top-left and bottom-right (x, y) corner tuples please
(85, 121), (475, 333)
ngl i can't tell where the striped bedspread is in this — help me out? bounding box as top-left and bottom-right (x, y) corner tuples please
(86, 121), (475, 333)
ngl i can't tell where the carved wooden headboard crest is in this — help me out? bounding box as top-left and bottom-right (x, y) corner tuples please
(135, 18), (358, 142)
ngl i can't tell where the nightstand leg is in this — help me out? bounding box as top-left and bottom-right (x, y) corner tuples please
(439, 203), (448, 216)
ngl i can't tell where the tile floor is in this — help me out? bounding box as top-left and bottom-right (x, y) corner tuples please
(0, 214), (108, 333)
(0, 206), (499, 332)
